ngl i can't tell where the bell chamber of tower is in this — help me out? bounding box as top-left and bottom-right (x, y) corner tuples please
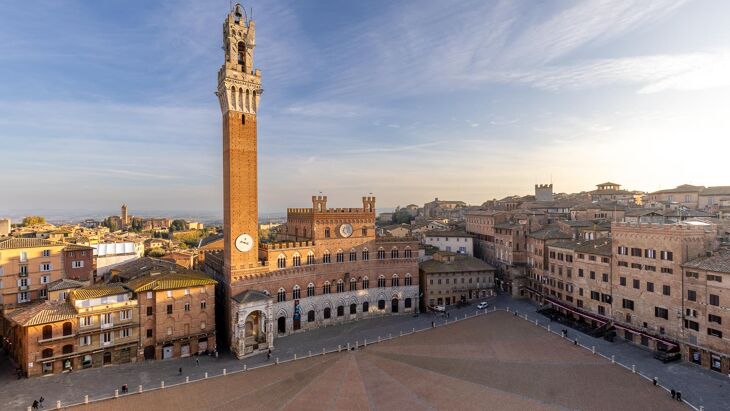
(217, 4), (262, 116)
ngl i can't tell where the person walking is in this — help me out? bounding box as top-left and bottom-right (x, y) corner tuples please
(196, 357), (200, 366)
(32, 400), (39, 410)
(178, 367), (182, 376)
(39, 396), (44, 408)
(267, 348), (272, 361)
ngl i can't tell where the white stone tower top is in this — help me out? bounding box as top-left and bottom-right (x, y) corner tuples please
(216, 3), (262, 115)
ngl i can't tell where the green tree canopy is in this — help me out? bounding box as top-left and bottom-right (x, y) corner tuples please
(22, 216), (46, 226)
(171, 219), (187, 231)
(391, 209), (414, 225)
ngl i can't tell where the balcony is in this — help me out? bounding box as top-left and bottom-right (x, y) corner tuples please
(18, 271), (28, 278)
(101, 322), (113, 329)
(18, 285), (29, 291)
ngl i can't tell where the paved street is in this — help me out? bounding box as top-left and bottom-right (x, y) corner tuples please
(70, 311), (687, 411)
(1, 293), (729, 410)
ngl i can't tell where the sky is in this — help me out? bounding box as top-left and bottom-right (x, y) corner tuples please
(1, 0), (729, 216)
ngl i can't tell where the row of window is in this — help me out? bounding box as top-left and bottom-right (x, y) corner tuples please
(685, 271), (723, 282)
(617, 261), (673, 274)
(79, 310), (132, 327)
(428, 276), (489, 285)
(617, 246), (673, 261)
(275, 275), (413, 302)
(152, 301), (207, 316)
(276, 248), (413, 268)
(618, 277), (672, 295)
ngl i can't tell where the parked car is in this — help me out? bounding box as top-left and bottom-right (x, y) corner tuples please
(432, 305), (446, 312)
(477, 302), (489, 309)
(653, 350), (681, 363)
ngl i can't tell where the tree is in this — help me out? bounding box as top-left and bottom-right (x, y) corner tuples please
(102, 217), (119, 232)
(391, 209), (414, 225)
(22, 216), (46, 226)
(171, 219), (187, 231)
(147, 248), (166, 258)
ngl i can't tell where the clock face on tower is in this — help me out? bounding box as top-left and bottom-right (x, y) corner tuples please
(235, 233), (254, 252)
(339, 223), (353, 238)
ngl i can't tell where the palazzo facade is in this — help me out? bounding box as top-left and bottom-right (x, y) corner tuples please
(204, 5), (419, 359)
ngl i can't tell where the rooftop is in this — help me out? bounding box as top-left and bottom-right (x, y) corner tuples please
(683, 249), (730, 273)
(0, 237), (60, 250)
(420, 253), (495, 273)
(70, 284), (129, 300)
(651, 184), (705, 194)
(5, 301), (76, 326)
(126, 270), (217, 292)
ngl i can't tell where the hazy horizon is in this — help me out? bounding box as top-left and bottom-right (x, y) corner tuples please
(1, 0), (729, 215)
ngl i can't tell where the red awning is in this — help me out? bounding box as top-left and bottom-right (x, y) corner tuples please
(544, 297), (608, 326)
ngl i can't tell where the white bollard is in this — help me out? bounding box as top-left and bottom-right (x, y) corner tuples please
(355, 340), (358, 349)
(138, 385), (143, 393)
(56, 400), (61, 409)
(592, 346), (595, 354)
(244, 364), (247, 371)
(338, 344), (342, 352)
(274, 358), (278, 365)
(364, 338), (367, 346)
(205, 371), (209, 378)
(85, 395), (89, 404)
(186, 376), (190, 383)
(308, 350), (312, 357)
(611, 355), (615, 364)
(535, 319), (538, 325)
(506, 307), (510, 312)
(347, 342), (350, 351)
(115, 389), (119, 398)
(294, 354), (297, 360)
(400, 330), (403, 336)
(322, 347), (325, 355)
(223, 368), (227, 375)
(632, 364), (636, 373)
(28, 407), (32, 411)
(161, 381), (165, 389)
(547, 325), (551, 332)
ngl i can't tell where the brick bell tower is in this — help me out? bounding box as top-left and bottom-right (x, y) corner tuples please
(217, 4), (263, 282)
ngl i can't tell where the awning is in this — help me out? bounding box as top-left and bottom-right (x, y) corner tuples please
(544, 297), (608, 326)
(612, 323), (678, 348)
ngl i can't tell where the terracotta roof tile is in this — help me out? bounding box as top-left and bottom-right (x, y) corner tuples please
(5, 301), (77, 326)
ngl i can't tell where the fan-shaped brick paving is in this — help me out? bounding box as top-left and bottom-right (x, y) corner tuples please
(70, 312), (688, 411)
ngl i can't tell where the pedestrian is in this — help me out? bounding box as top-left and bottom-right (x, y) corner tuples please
(652, 377), (657, 386)
(122, 384), (128, 394)
(196, 358), (199, 366)
(267, 348), (272, 360)
(32, 400), (39, 410)
(431, 321), (435, 328)
(39, 396), (44, 407)
(670, 389), (676, 399)
(676, 391), (682, 402)
(178, 367), (182, 376)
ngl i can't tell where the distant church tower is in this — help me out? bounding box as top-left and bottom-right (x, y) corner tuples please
(535, 184), (554, 202)
(121, 204), (129, 227)
(217, 4), (263, 282)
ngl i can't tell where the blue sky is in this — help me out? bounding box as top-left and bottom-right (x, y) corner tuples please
(1, 0), (729, 215)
